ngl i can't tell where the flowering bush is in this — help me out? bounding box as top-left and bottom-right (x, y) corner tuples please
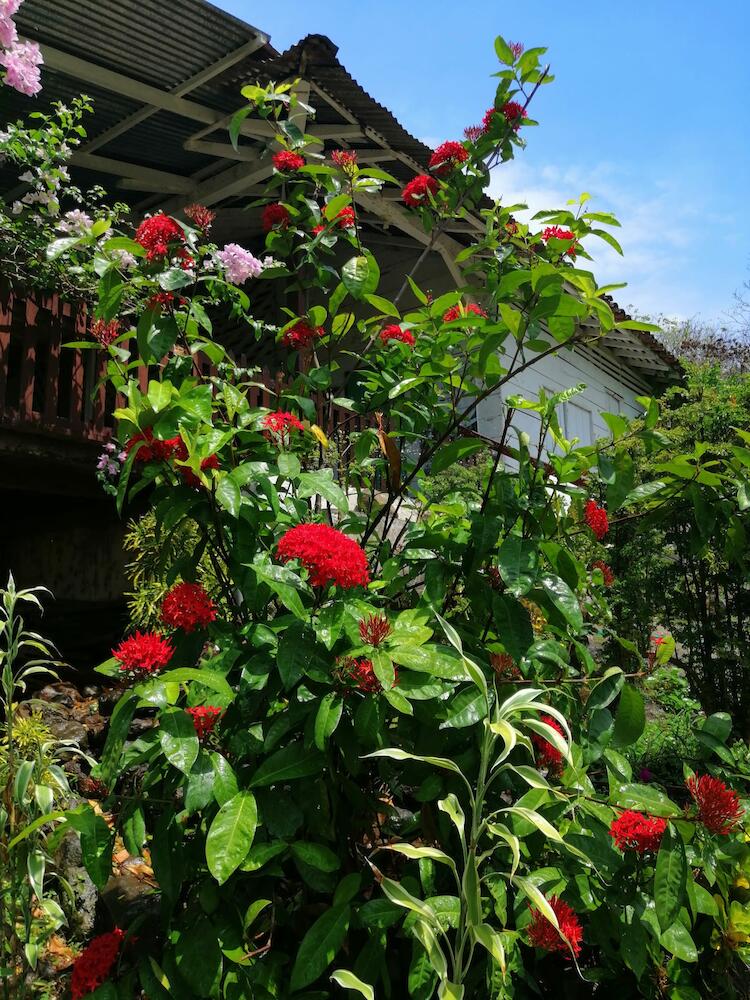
(6, 30), (750, 1000)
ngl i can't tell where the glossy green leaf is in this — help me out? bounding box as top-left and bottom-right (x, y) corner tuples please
(206, 791), (258, 884)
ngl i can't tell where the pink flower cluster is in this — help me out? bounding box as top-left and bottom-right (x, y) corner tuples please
(217, 243), (263, 284)
(1, 3), (43, 97)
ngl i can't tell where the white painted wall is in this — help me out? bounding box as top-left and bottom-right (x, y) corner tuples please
(476, 340), (653, 453)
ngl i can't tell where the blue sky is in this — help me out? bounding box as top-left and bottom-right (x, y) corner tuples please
(221, 0), (749, 324)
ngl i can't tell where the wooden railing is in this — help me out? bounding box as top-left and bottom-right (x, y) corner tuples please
(0, 291), (367, 445)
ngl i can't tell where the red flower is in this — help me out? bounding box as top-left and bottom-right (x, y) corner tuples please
(112, 631), (174, 678)
(311, 223), (326, 236)
(483, 101), (526, 134)
(262, 203), (291, 232)
(527, 897), (583, 958)
(186, 705), (223, 740)
(277, 523), (370, 589)
(91, 319), (121, 348)
(147, 291), (187, 309)
(490, 652), (520, 679)
(509, 41), (525, 59)
(380, 325), (415, 347)
(585, 500), (609, 540)
(263, 410), (306, 445)
(532, 714), (565, 774)
(429, 140), (469, 176)
(70, 928), (124, 1000)
(464, 124), (483, 142)
(134, 213), (185, 260)
(332, 149), (358, 170)
(282, 320), (324, 349)
(126, 428), (179, 464)
(335, 205), (356, 229)
(505, 220), (519, 235)
(687, 775), (744, 835)
(401, 174), (439, 207)
(359, 614), (391, 646)
(183, 203), (216, 231)
(180, 454), (220, 489)
(273, 150), (305, 172)
(541, 226), (578, 258)
(591, 560), (614, 587)
(442, 302), (488, 323)
(609, 810), (667, 853)
(161, 582), (216, 633)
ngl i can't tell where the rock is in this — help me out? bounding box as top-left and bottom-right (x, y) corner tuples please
(46, 717), (89, 749)
(101, 871), (160, 926)
(37, 682), (79, 706)
(82, 685), (99, 697)
(55, 829), (98, 938)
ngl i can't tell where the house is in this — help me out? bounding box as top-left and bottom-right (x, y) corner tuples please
(0, 0), (679, 664)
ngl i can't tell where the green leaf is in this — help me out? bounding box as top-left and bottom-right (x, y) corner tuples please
(660, 920), (697, 962)
(216, 473), (242, 517)
(540, 574), (583, 631)
(654, 825), (687, 931)
(342, 253), (379, 300)
(159, 707), (199, 774)
(291, 841), (341, 872)
(150, 668), (234, 702)
(205, 791), (258, 885)
(330, 969), (375, 1000)
(290, 905), (351, 991)
(614, 783), (682, 817)
(66, 808), (113, 890)
(430, 438), (487, 475)
(99, 693), (138, 783)
(249, 742), (324, 787)
(314, 692), (344, 749)
(491, 594), (534, 661)
(586, 668), (625, 712)
(497, 536), (538, 596)
(612, 684), (645, 747)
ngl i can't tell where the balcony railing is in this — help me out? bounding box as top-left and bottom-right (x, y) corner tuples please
(0, 290), (367, 447)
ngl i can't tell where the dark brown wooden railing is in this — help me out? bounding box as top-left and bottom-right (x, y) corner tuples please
(0, 291), (367, 444)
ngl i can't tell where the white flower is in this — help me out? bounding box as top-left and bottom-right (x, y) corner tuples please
(57, 208), (93, 234)
(11, 200), (22, 214)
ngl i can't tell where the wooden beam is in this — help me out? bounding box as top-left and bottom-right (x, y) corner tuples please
(80, 34), (268, 155)
(184, 138), (267, 162)
(70, 151), (194, 193)
(39, 44), (230, 127)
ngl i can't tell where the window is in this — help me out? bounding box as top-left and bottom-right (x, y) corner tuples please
(564, 400), (594, 446)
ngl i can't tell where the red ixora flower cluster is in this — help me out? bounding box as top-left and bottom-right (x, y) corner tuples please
(338, 657), (383, 693)
(314, 206), (356, 235)
(541, 226), (578, 258)
(70, 928), (124, 1000)
(186, 705), (223, 740)
(272, 150), (305, 172)
(126, 428), (178, 464)
(532, 714), (565, 774)
(277, 523), (370, 589)
(483, 101), (526, 133)
(687, 774), (744, 834)
(262, 203), (291, 232)
(134, 213), (192, 269)
(161, 582), (216, 633)
(591, 560), (615, 587)
(443, 302), (488, 323)
(148, 291), (187, 309)
(380, 325), (415, 347)
(112, 631), (174, 679)
(331, 149), (358, 171)
(490, 652), (521, 680)
(263, 410), (306, 444)
(282, 320), (324, 349)
(359, 614), (391, 646)
(90, 318), (121, 348)
(585, 500), (609, 540)
(401, 174), (439, 207)
(180, 454), (220, 489)
(527, 897), (583, 958)
(429, 140), (469, 176)
(609, 810), (667, 853)
(183, 203), (216, 231)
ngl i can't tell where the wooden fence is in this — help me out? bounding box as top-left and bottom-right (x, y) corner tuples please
(0, 291), (367, 444)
